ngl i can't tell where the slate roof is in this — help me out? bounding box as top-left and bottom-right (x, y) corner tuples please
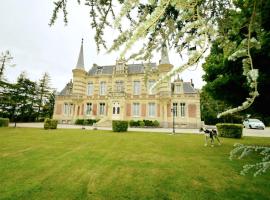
(59, 82), (73, 96)
(88, 63), (157, 76)
(75, 39), (84, 70)
(183, 82), (197, 94)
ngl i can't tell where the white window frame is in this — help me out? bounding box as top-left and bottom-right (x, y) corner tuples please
(87, 82), (94, 96)
(180, 103), (186, 117)
(99, 81), (106, 96)
(64, 103), (69, 115)
(115, 80), (124, 92)
(133, 81), (141, 95)
(85, 103), (92, 116)
(148, 103), (156, 117)
(175, 84), (181, 94)
(132, 103), (140, 116)
(99, 102), (106, 115)
(173, 103), (178, 117)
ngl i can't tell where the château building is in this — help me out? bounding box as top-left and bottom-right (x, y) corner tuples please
(53, 40), (201, 128)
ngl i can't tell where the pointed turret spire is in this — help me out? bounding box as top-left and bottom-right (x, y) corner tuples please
(75, 38), (84, 69)
(160, 43), (170, 64)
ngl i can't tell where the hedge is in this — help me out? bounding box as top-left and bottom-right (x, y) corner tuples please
(216, 123), (243, 138)
(129, 120), (159, 127)
(112, 120), (128, 132)
(0, 118), (9, 127)
(75, 119), (99, 125)
(44, 118), (58, 130)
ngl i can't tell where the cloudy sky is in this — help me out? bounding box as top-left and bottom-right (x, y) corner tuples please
(0, 0), (206, 91)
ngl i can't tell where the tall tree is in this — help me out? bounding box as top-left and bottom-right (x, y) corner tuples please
(202, 0), (270, 124)
(16, 72), (38, 122)
(36, 72), (51, 120)
(0, 50), (15, 81)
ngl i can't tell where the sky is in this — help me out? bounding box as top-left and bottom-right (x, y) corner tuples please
(0, 0), (206, 91)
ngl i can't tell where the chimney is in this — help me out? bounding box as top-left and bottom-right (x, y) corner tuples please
(191, 79), (194, 88)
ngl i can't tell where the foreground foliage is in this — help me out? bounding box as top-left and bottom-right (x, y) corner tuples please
(0, 128), (269, 199)
(230, 143), (270, 177)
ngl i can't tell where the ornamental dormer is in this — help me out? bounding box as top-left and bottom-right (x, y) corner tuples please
(114, 58), (127, 75)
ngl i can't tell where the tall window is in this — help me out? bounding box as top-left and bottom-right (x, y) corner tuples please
(115, 80), (124, 92)
(147, 80), (156, 94)
(173, 103), (178, 117)
(99, 103), (105, 115)
(133, 81), (141, 95)
(64, 103), (69, 115)
(148, 103), (156, 117)
(86, 103), (92, 115)
(87, 82), (94, 96)
(100, 81), (106, 95)
(69, 104), (73, 115)
(180, 103), (186, 117)
(132, 103), (140, 116)
(175, 84), (181, 94)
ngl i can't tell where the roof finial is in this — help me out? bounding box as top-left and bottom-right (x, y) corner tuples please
(75, 38), (85, 70)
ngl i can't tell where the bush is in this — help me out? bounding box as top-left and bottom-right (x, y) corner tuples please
(129, 120), (140, 127)
(75, 119), (99, 126)
(44, 118), (58, 130)
(139, 120), (145, 127)
(75, 119), (84, 125)
(129, 120), (159, 127)
(153, 120), (159, 127)
(0, 118), (9, 127)
(112, 120), (128, 132)
(143, 120), (153, 126)
(216, 123), (243, 138)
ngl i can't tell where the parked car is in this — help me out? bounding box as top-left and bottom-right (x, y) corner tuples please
(243, 119), (265, 129)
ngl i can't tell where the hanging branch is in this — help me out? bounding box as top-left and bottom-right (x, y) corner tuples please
(217, 1), (259, 118)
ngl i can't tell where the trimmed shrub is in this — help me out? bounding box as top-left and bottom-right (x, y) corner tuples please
(153, 120), (159, 127)
(0, 118), (9, 127)
(216, 123), (243, 138)
(44, 118), (58, 130)
(75, 119), (99, 126)
(75, 119), (84, 125)
(50, 120), (58, 129)
(139, 120), (145, 127)
(143, 120), (153, 126)
(112, 120), (128, 132)
(129, 120), (160, 127)
(44, 118), (51, 129)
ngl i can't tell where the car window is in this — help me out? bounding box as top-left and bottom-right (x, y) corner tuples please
(249, 119), (260, 122)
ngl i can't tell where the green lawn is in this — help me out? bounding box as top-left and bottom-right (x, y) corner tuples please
(0, 128), (269, 200)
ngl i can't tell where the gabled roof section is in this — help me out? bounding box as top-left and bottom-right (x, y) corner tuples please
(75, 39), (84, 69)
(88, 63), (157, 76)
(59, 81), (73, 96)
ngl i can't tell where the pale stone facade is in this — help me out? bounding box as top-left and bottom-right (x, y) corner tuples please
(53, 41), (201, 128)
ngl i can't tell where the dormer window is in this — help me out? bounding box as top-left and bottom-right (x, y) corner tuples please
(115, 59), (126, 74)
(96, 66), (103, 74)
(175, 84), (182, 94)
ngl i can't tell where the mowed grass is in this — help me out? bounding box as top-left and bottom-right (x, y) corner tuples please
(0, 128), (269, 200)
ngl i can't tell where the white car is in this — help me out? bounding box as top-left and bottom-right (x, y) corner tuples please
(243, 119), (265, 129)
